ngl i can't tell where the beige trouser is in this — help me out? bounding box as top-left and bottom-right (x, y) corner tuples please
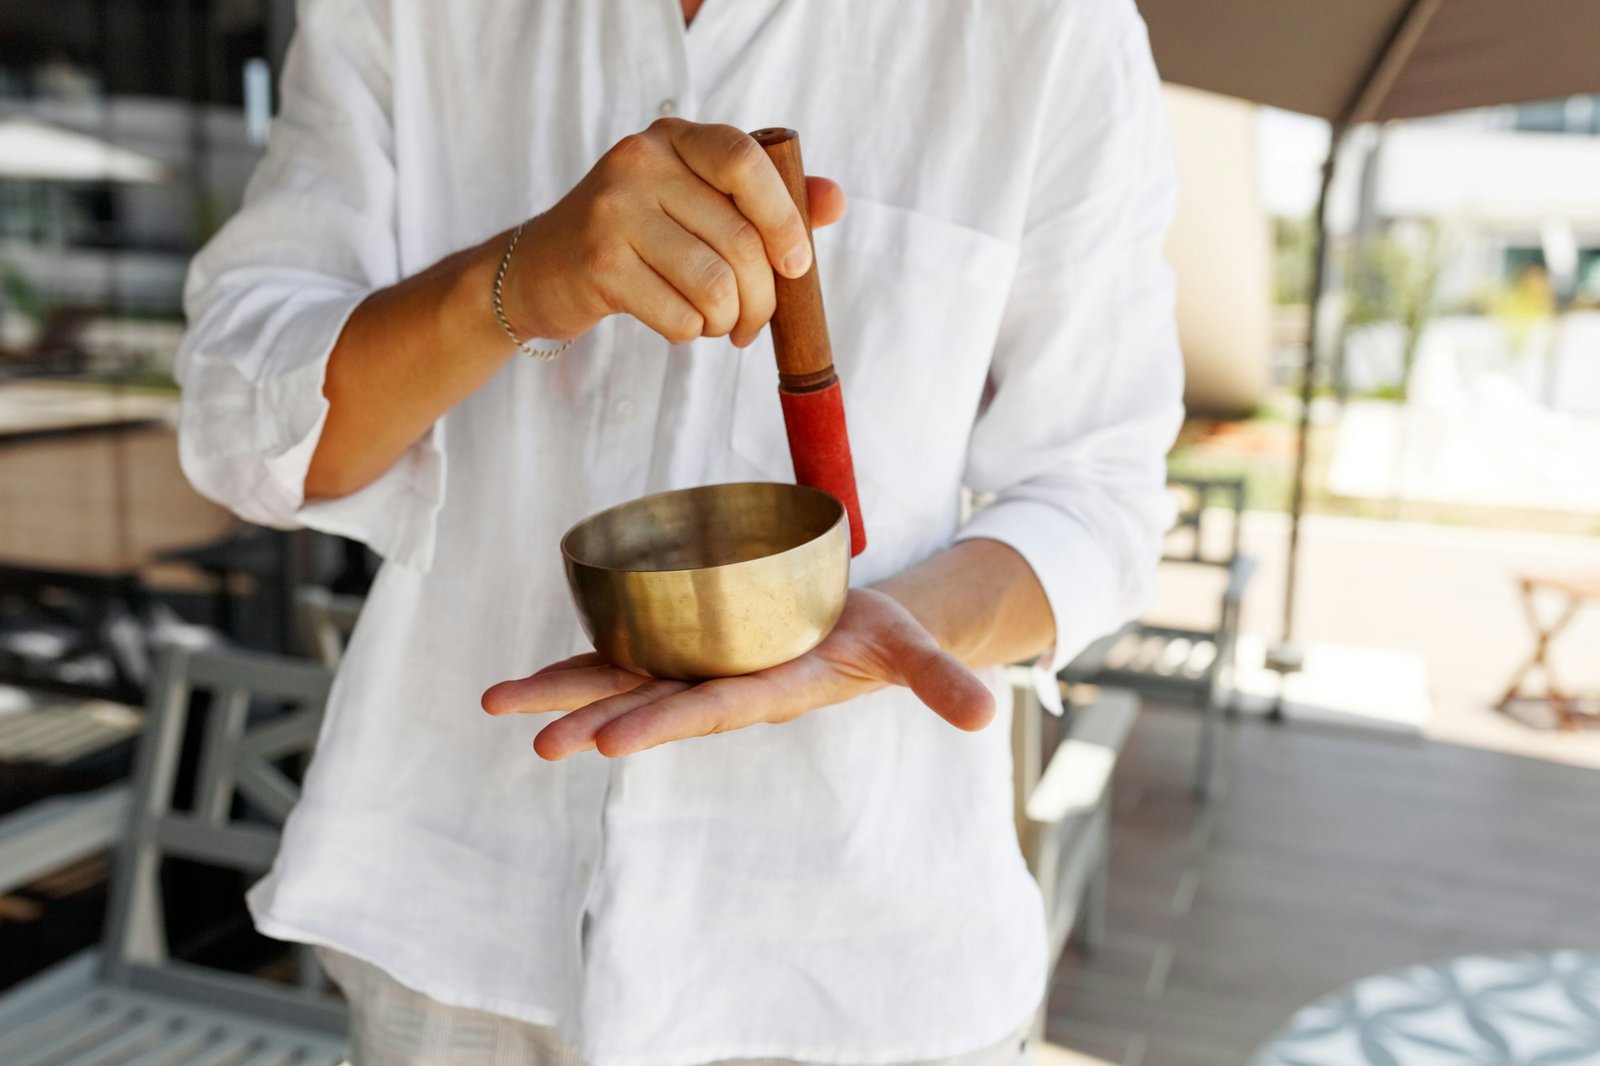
(317, 947), (1036, 1066)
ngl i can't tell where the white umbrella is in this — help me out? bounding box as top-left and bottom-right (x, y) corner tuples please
(0, 116), (167, 184)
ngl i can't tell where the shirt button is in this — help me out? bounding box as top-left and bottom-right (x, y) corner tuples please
(657, 98), (677, 117)
(612, 398), (636, 422)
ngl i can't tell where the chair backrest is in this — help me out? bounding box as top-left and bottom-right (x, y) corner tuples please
(1164, 476), (1246, 567)
(99, 643), (343, 1031)
(293, 586), (365, 668)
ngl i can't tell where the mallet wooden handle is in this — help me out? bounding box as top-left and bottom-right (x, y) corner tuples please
(751, 127), (836, 392)
(749, 127), (867, 557)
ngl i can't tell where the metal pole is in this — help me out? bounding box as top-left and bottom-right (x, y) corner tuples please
(1267, 127), (1344, 712)
(1262, 0), (1437, 717)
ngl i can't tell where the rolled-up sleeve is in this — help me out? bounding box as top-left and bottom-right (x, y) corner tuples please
(956, 7), (1184, 674)
(176, 0), (445, 570)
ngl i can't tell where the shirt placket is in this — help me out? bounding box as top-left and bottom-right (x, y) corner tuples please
(574, 0), (699, 1028)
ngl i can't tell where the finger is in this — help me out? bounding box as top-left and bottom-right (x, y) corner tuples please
(532, 678), (691, 761)
(805, 176), (847, 228)
(594, 656), (849, 757)
(481, 663), (650, 716)
(882, 623), (996, 732)
(531, 652), (608, 676)
(659, 120), (812, 278)
(655, 182), (774, 348)
(630, 211), (740, 338)
(595, 251), (705, 345)
(593, 680), (754, 757)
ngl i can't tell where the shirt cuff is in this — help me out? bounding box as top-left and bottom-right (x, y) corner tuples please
(954, 497), (1124, 711)
(252, 296), (447, 572)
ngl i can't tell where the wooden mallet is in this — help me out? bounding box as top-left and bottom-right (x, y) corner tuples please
(750, 127), (867, 557)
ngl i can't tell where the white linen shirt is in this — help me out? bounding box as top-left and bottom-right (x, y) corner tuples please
(176, 0), (1182, 1062)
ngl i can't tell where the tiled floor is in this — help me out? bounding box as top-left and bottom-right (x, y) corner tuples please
(1045, 704), (1600, 1066)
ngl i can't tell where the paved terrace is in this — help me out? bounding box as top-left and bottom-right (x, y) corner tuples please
(5, 391), (1600, 1064)
(1046, 705), (1600, 1065)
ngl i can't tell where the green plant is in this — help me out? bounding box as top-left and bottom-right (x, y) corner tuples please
(1338, 225), (1443, 402)
(0, 259), (45, 321)
(1273, 214), (1316, 306)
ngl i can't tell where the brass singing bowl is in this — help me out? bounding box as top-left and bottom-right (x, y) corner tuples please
(561, 482), (851, 681)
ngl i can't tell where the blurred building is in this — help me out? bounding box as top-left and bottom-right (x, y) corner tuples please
(1334, 95), (1600, 306)
(7, 4), (1590, 421)
(0, 1), (288, 314)
(1163, 85), (1274, 417)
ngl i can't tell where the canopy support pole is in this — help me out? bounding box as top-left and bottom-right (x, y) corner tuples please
(1265, 0), (1443, 715)
(1267, 129), (1342, 704)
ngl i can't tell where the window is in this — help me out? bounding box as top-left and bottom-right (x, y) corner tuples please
(1512, 95), (1600, 135)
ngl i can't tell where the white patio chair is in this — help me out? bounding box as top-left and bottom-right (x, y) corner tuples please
(291, 587), (364, 669)
(0, 644), (347, 1064)
(1059, 476), (1255, 799)
(1012, 671), (1137, 1034)
(0, 785), (130, 901)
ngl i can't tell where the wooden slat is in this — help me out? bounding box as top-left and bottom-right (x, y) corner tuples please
(233, 759), (299, 825)
(195, 686), (251, 825)
(222, 1042), (305, 1066)
(0, 993), (111, 1060)
(62, 1014), (178, 1066)
(152, 817), (280, 872)
(1028, 741), (1118, 824)
(236, 707), (324, 764)
(0, 786), (128, 895)
(181, 1036), (272, 1066)
(11, 1001), (142, 1066)
(110, 1023), (221, 1066)
(125, 960), (349, 1037)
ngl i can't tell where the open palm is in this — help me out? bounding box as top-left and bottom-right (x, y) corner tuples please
(482, 588), (995, 759)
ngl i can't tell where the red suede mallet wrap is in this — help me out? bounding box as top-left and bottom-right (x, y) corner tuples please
(751, 127), (867, 557)
(778, 382), (866, 556)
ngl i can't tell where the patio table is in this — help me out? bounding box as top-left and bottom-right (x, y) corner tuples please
(1252, 951), (1600, 1064)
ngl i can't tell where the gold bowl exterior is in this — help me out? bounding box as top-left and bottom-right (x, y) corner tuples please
(561, 482), (850, 681)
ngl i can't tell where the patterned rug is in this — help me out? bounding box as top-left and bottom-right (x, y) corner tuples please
(1252, 951), (1600, 1065)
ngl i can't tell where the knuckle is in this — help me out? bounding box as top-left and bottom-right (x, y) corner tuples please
(646, 116), (683, 136)
(666, 309), (704, 345)
(606, 132), (655, 169)
(697, 259), (738, 303)
(727, 217), (766, 263)
(719, 131), (767, 183)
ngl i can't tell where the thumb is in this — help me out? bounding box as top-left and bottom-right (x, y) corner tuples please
(885, 621), (996, 733)
(805, 176), (847, 228)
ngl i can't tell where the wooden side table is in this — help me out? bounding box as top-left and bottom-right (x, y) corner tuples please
(1497, 571), (1600, 730)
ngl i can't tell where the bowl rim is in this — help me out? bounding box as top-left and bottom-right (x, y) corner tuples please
(559, 481), (848, 576)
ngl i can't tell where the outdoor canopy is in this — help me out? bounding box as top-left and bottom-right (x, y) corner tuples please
(0, 117), (167, 183)
(1137, 0), (1600, 126)
(1132, 0), (1600, 666)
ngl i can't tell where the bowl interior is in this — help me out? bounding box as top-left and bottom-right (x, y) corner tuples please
(563, 482), (844, 573)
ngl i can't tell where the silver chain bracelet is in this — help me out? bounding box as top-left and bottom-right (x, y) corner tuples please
(493, 220), (576, 361)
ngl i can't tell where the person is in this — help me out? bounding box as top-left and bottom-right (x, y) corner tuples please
(175, 0), (1182, 1062)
